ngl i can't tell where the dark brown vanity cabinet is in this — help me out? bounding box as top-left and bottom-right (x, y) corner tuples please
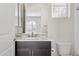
(16, 48), (30, 56)
(32, 48), (51, 56)
(15, 41), (51, 56)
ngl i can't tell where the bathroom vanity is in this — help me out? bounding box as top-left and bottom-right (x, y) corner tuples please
(15, 37), (52, 56)
(15, 40), (51, 56)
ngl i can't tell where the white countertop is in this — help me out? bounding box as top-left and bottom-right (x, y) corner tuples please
(15, 39), (53, 41)
(15, 37), (53, 41)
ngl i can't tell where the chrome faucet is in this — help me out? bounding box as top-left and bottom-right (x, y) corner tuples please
(31, 32), (34, 37)
(27, 32), (38, 38)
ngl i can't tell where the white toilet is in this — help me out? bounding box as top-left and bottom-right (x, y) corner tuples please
(57, 42), (72, 56)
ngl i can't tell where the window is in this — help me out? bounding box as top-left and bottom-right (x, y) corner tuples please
(51, 3), (70, 18)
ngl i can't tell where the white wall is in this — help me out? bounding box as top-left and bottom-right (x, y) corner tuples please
(74, 3), (79, 56)
(0, 3), (17, 56)
(48, 4), (74, 42)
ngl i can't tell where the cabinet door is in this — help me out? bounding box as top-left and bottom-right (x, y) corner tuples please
(15, 48), (31, 56)
(32, 48), (51, 56)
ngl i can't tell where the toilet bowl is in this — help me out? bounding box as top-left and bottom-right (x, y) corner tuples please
(57, 42), (72, 56)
